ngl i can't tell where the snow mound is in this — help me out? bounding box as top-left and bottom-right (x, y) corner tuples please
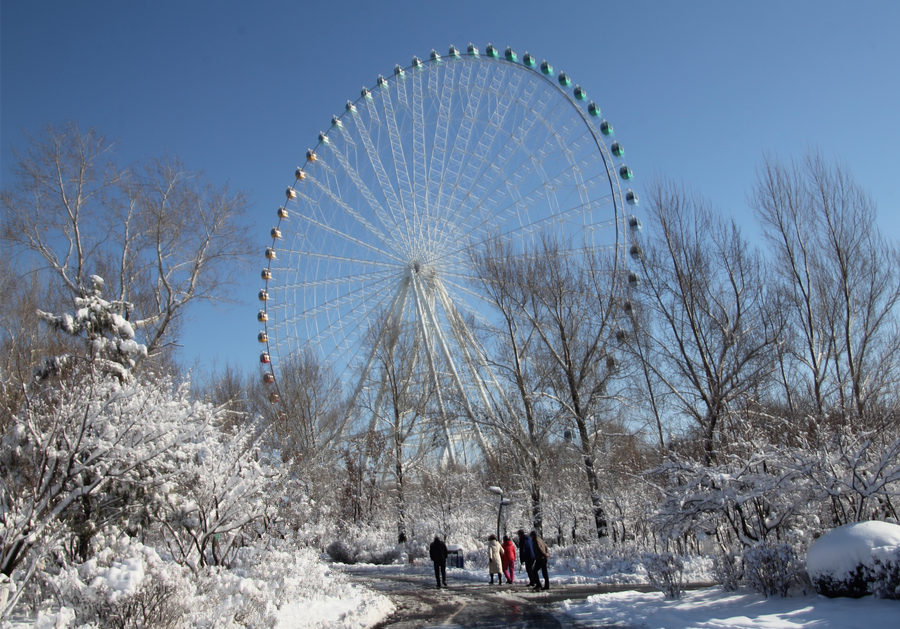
(806, 521), (900, 597)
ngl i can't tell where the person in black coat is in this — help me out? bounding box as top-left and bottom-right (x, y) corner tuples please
(429, 535), (448, 588)
(530, 530), (550, 590)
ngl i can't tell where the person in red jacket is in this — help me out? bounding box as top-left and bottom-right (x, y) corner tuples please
(501, 534), (517, 583)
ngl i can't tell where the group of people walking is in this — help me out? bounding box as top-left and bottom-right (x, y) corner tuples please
(429, 529), (550, 590)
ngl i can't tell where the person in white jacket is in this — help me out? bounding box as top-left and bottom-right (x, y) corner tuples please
(487, 534), (503, 584)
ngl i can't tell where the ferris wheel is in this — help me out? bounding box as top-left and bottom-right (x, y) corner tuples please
(256, 43), (639, 460)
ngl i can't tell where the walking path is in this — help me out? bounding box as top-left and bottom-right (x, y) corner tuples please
(343, 567), (658, 628)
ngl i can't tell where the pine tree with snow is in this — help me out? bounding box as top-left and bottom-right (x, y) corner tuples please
(35, 275), (147, 382)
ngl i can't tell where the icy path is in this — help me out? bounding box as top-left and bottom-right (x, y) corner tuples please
(341, 565), (651, 628)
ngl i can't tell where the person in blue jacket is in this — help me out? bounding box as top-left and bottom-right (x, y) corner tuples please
(517, 529), (537, 587)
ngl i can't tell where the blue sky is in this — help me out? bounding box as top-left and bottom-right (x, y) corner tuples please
(3, 0), (899, 374)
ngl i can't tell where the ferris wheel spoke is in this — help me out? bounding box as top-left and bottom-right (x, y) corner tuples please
(431, 86), (565, 254)
(431, 61), (483, 238)
(350, 103), (413, 247)
(304, 166), (406, 256)
(408, 68), (429, 249)
(431, 146), (588, 258)
(433, 66), (552, 239)
(426, 62), (456, 232)
(278, 266), (399, 292)
(435, 276), (496, 325)
(324, 134), (413, 254)
(447, 125), (615, 247)
(341, 276), (412, 432)
(434, 279), (512, 417)
(292, 203), (407, 266)
(278, 270), (400, 328)
(434, 198), (618, 271)
(436, 68), (523, 247)
(272, 251), (398, 273)
(380, 84), (419, 253)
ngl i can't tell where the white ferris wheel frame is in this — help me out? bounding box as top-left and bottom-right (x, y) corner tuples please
(257, 43), (639, 463)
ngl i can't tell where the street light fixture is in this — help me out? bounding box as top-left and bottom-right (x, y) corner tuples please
(488, 486), (511, 539)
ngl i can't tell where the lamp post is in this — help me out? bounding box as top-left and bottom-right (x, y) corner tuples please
(488, 486), (511, 539)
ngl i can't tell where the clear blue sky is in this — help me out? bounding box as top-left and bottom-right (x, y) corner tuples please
(3, 0), (899, 374)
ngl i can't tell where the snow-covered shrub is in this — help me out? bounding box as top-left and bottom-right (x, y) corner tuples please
(742, 542), (799, 597)
(871, 545), (900, 599)
(52, 534), (192, 628)
(325, 540), (355, 564)
(806, 521), (900, 597)
(713, 551), (743, 591)
(648, 453), (812, 549)
(186, 541), (393, 628)
(642, 552), (684, 599)
(153, 420), (282, 570)
(324, 537), (401, 565)
(0, 374), (207, 598)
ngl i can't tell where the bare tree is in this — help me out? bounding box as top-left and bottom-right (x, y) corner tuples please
(364, 315), (433, 543)
(1, 122), (252, 368)
(635, 180), (778, 465)
(753, 154), (900, 433)
(514, 237), (622, 539)
(473, 239), (554, 533)
(256, 349), (347, 468)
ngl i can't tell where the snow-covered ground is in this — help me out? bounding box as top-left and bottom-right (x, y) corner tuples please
(560, 587), (900, 629)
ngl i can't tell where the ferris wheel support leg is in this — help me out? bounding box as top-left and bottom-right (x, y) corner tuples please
(435, 280), (520, 424)
(415, 276), (492, 459)
(410, 274), (459, 466)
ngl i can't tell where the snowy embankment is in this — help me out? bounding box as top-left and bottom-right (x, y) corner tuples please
(560, 587), (900, 629)
(5, 542), (394, 629)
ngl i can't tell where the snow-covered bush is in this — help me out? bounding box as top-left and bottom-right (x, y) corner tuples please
(0, 375), (206, 592)
(52, 534), (192, 628)
(325, 533), (402, 565)
(186, 541), (393, 628)
(742, 542), (800, 597)
(648, 453), (812, 549)
(642, 552), (684, 599)
(871, 545), (900, 599)
(153, 421), (283, 570)
(713, 551), (743, 591)
(806, 521), (900, 597)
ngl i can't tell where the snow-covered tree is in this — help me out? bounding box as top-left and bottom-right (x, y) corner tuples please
(153, 420), (282, 570)
(36, 275), (146, 381)
(0, 375), (208, 582)
(1, 123), (251, 368)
